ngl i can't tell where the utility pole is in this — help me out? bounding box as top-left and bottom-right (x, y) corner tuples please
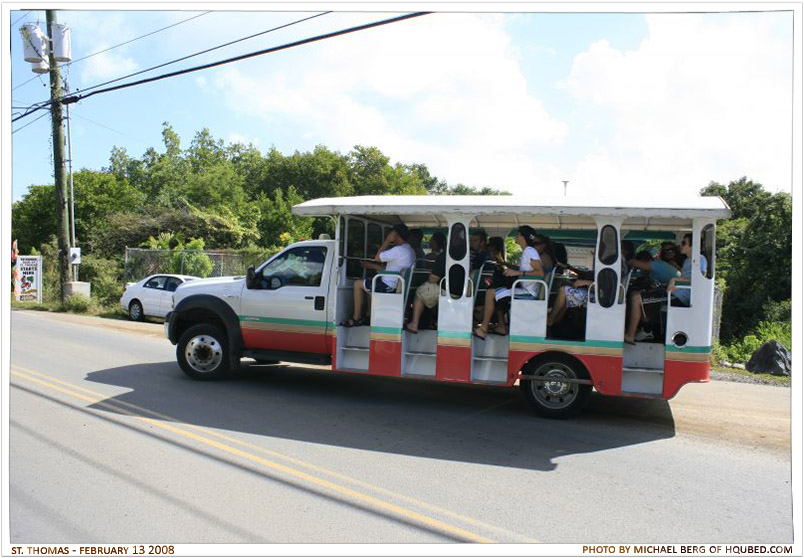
(46, 10), (70, 301)
(562, 180), (569, 197)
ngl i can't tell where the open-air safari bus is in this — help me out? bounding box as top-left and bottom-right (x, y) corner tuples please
(280, 195), (732, 418)
(166, 194), (730, 419)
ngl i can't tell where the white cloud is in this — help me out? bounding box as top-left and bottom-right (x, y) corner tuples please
(69, 12), (139, 85)
(227, 132), (261, 147)
(207, 13), (568, 192)
(558, 13), (792, 196)
(78, 48), (139, 83)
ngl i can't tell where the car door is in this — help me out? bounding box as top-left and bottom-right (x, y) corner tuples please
(160, 277), (184, 316)
(239, 245), (332, 354)
(141, 276), (168, 317)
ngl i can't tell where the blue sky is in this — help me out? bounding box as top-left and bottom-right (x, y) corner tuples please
(9, 8), (793, 202)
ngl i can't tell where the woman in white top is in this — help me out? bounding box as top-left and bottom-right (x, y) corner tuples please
(474, 226), (543, 339)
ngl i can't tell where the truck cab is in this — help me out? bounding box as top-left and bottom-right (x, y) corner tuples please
(165, 239), (336, 379)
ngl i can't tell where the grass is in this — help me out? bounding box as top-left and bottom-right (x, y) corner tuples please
(711, 364), (791, 387)
(12, 297), (161, 324)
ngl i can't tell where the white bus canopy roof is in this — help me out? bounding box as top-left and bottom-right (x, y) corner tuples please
(293, 195), (731, 230)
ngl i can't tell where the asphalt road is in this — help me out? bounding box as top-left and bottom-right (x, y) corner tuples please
(8, 310), (793, 543)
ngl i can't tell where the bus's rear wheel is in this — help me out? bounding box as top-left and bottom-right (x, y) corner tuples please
(520, 355), (592, 419)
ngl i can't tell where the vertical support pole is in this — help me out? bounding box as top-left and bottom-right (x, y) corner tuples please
(66, 97), (77, 281)
(46, 10), (70, 301)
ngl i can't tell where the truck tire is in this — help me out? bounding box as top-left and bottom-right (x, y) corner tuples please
(519, 354), (592, 419)
(177, 323), (231, 380)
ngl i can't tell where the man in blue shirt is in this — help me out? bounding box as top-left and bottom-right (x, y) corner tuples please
(624, 249), (681, 344)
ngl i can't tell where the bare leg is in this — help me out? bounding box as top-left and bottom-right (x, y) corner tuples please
(474, 289), (496, 337)
(625, 292), (643, 342)
(492, 308), (507, 334)
(406, 297), (426, 332)
(352, 280), (365, 321)
(548, 287), (568, 326)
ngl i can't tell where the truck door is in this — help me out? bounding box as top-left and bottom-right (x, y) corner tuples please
(239, 244), (332, 354)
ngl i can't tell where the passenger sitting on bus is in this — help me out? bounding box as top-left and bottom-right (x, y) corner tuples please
(405, 233), (455, 334)
(341, 224), (415, 327)
(534, 234), (555, 274)
(667, 233), (707, 307)
(548, 241), (634, 328)
(473, 226), (543, 339)
(470, 229), (490, 270)
(624, 249), (681, 344)
(409, 229), (426, 262)
(658, 241), (683, 272)
(424, 231), (446, 262)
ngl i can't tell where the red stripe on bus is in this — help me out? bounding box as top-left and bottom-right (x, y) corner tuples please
(369, 340), (402, 377)
(662, 360), (709, 399)
(436, 345), (472, 382)
(241, 328), (329, 354)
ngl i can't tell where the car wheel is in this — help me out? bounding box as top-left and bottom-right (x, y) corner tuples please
(519, 354), (592, 419)
(129, 299), (144, 321)
(177, 324), (230, 380)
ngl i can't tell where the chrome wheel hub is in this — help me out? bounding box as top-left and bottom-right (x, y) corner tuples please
(530, 362), (579, 410)
(185, 335), (223, 373)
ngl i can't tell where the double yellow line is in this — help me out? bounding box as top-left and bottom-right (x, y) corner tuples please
(11, 365), (540, 544)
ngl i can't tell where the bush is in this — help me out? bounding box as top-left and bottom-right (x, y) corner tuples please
(60, 293), (93, 313)
(80, 254), (124, 307)
(717, 319), (791, 364)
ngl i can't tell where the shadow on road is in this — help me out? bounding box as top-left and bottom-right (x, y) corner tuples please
(85, 362), (676, 472)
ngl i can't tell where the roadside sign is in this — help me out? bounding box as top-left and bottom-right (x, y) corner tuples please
(16, 255), (42, 303)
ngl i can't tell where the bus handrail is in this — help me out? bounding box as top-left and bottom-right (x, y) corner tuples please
(511, 277), (549, 301)
(371, 270), (408, 295)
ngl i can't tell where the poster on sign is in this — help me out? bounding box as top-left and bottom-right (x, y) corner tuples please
(16, 255), (42, 303)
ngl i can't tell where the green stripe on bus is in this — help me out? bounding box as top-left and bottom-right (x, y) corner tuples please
(509, 336), (623, 349)
(438, 331), (472, 340)
(666, 345), (712, 353)
(239, 316), (330, 328)
(370, 326), (402, 335)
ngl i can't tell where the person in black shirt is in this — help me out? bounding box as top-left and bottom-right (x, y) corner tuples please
(470, 229), (490, 270)
(405, 249), (461, 333)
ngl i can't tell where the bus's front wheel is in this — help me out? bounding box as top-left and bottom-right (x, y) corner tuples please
(520, 355), (592, 419)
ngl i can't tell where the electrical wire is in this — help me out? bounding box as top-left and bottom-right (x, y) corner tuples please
(12, 111), (48, 134)
(67, 11), (211, 66)
(71, 111), (147, 143)
(11, 10), (32, 28)
(63, 12), (428, 106)
(72, 11), (331, 98)
(11, 11), (330, 118)
(12, 11), (428, 122)
(12, 11), (209, 93)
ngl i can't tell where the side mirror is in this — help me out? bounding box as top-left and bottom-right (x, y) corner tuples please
(246, 266), (256, 289)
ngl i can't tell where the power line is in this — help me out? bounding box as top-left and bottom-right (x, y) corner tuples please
(12, 111), (47, 134)
(67, 11), (211, 66)
(71, 111), (148, 143)
(12, 11), (209, 93)
(63, 12), (429, 106)
(73, 11), (331, 98)
(12, 11), (333, 122)
(11, 10), (32, 28)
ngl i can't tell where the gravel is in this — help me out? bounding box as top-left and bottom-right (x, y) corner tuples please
(711, 368), (789, 386)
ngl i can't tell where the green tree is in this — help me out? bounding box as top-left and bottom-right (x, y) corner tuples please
(701, 177), (791, 342)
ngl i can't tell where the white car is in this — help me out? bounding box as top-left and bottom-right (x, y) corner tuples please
(121, 274), (199, 321)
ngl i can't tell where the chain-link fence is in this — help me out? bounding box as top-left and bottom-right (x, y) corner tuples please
(123, 248), (275, 282)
